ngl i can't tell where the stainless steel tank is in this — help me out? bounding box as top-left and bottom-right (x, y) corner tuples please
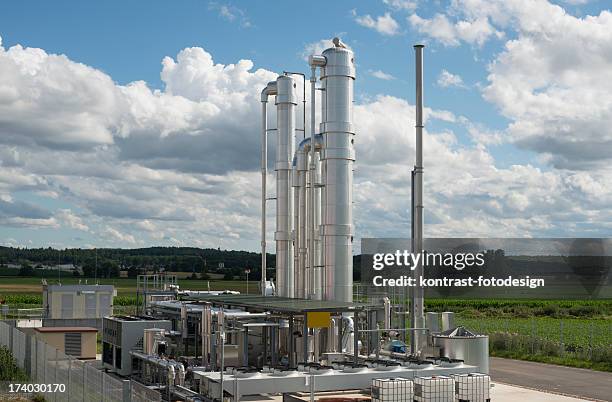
(441, 311), (455, 331)
(433, 327), (489, 373)
(320, 41), (355, 303)
(275, 75), (297, 298)
(143, 328), (166, 355)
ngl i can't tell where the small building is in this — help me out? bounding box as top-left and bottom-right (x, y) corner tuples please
(102, 315), (172, 376)
(43, 284), (116, 319)
(34, 326), (97, 359)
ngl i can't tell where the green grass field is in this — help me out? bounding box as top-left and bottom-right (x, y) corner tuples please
(0, 276), (259, 303)
(1, 275), (610, 371)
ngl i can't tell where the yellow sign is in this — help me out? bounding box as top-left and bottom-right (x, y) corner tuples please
(306, 311), (331, 328)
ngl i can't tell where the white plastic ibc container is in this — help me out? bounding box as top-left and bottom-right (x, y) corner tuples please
(452, 373), (490, 402)
(414, 375), (454, 402)
(371, 377), (414, 402)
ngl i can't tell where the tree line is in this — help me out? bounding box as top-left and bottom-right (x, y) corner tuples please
(0, 246), (274, 279)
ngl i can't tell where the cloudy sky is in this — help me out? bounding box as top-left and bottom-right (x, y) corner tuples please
(0, 0), (611, 250)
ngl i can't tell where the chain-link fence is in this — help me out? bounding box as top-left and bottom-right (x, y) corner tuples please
(0, 320), (161, 401)
(0, 305), (45, 320)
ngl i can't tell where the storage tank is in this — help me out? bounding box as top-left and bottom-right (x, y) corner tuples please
(320, 40), (355, 303)
(143, 328), (166, 355)
(432, 326), (489, 373)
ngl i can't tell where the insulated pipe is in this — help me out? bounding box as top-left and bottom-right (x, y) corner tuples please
(411, 44), (426, 354)
(275, 75), (297, 298)
(261, 82), (277, 296)
(201, 303), (212, 367)
(292, 136), (323, 299)
(308, 57), (325, 301)
(309, 66), (317, 301)
(319, 39), (355, 303)
(298, 150), (308, 298)
(292, 162), (301, 298)
(313, 153), (323, 300)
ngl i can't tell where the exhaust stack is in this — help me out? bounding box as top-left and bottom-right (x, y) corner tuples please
(411, 44), (425, 354)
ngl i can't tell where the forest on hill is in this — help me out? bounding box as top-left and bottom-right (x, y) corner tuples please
(0, 246), (274, 279)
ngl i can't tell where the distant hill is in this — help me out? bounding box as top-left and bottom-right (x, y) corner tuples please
(0, 246), (274, 279)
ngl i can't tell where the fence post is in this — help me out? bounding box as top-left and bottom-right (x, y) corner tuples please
(531, 318), (535, 355)
(83, 361), (87, 402)
(53, 349), (58, 402)
(122, 379), (131, 402)
(560, 319), (564, 357)
(67, 357), (72, 401)
(588, 320), (593, 361)
(42, 342), (47, 384)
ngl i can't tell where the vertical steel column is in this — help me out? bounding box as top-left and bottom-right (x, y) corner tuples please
(261, 82), (277, 296)
(411, 44), (426, 354)
(271, 325), (278, 367)
(353, 311), (359, 363)
(261, 101), (268, 295)
(275, 75), (297, 298)
(303, 315), (309, 363)
(320, 39), (356, 303)
(288, 315), (295, 367)
(309, 67), (318, 300)
(201, 304), (212, 367)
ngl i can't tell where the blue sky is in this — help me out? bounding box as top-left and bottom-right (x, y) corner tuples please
(1, 0), (611, 250)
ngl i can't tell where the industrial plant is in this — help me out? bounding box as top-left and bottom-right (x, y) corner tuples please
(1, 38), (572, 402)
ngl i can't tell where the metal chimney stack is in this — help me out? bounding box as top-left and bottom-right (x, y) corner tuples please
(411, 44), (425, 354)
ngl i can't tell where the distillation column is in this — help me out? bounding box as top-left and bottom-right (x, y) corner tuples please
(275, 75), (297, 298)
(320, 41), (355, 303)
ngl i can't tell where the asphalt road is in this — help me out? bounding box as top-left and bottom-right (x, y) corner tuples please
(490, 357), (612, 401)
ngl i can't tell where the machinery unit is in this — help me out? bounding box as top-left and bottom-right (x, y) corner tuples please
(433, 327), (489, 374)
(261, 37), (355, 302)
(43, 284), (115, 319)
(102, 315), (172, 376)
(61, 39), (491, 402)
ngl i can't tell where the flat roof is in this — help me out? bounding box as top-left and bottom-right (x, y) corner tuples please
(35, 327), (98, 333)
(44, 284), (114, 291)
(183, 294), (374, 313)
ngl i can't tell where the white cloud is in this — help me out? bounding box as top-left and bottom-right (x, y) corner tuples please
(56, 209), (89, 231)
(370, 70), (396, 80)
(561, 0), (590, 5)
(301, 39), (336, 61)
(355, 12), (401, 36)
(0, 27), (611, 249)
(208, 2), (251, 27)
(407, 1), (612, 170)
(383, 0), (418, 11)
(409, 13), (503, 46)
(437, 69), (466, 88)
(104, 226), (137, 244)
(353, 95), (612, 239)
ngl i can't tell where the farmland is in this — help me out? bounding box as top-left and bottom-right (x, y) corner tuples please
(1, 274), (610, 371)
(0, 277), (251, 304)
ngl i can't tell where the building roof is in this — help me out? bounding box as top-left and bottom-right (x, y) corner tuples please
(35, 326), (98, 333)
(182, 294), (374, 314)
(43, 284), (114, 292)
